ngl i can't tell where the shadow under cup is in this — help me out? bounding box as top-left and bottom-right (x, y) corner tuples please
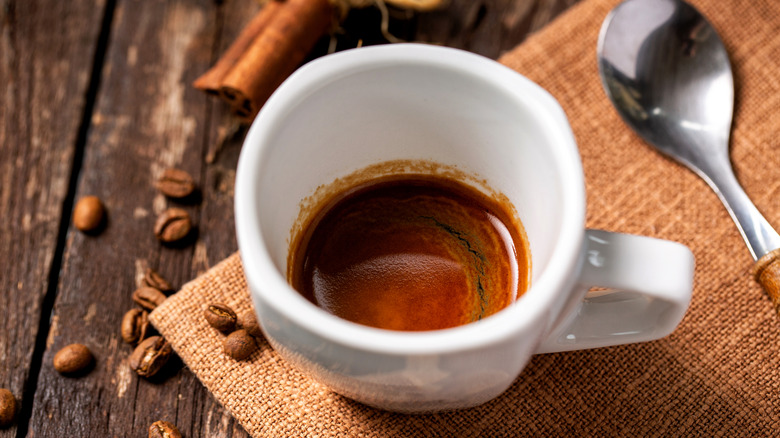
(238, 45), (585, 411)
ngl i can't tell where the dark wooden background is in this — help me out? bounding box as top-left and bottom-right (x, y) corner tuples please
(0, 0), (577, 436)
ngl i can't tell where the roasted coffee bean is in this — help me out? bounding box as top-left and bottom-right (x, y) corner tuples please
(223, 329), (257, 360)
(154, 208), (191, 243)
(237, 311), (262, 338)
(155, 168), (195, 199)
(142, 268), (174, 292)
(204, 303), (237, 333)
(132, 287), (167, 311)
(53, 343), (93, 375)
(121, 308), (150, 345)
(73, 195), (105, 232)
(0, 388), (16, 429)
(129, 336), (172, 378)
(149, 420), (182, 438)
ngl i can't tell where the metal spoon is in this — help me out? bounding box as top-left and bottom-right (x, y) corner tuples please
(597, 0), (780, 315)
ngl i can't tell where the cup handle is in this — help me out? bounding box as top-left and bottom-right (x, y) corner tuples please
(536, 230), (694, 353)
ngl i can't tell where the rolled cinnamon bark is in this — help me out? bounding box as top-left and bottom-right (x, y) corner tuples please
(193, 0), (283, 95)
(220, 0), (335, 121)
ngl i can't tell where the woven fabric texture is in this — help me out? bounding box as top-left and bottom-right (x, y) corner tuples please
(149, 0), (780, 435)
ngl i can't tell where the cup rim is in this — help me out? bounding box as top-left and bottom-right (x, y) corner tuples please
(235, 43), (585, 355)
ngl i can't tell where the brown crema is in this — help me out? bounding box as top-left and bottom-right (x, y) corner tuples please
(290, 175), (530, 331)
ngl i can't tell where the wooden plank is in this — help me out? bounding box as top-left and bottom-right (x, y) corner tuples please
(25, 0), (234, 436)
(172, 0), (261, 436)
(415, 0), (580, 59)
(0, 1), (107, 437)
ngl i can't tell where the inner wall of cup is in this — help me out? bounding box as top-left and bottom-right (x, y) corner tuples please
(254, 62), (564, 290)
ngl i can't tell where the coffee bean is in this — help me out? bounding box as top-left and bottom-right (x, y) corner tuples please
(132, 287), (167, 311)
(73, 195), (105, 232)
(237, 311), (262, 338)
(149, 420), (182, 438)
(154, 208), (191, 243)
(121, 308), (150, 345)
(0, 388), (16, 429)
(129, 336), (172, 378)
(223, 329), (257, 360)
(204, 303), (237, 334)
(53, 343), (93, 375)
(142, 268), (174, 292)
(155, 168), (195, 199)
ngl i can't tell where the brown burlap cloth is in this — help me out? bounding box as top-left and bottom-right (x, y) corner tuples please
(149, 0), (780, 435)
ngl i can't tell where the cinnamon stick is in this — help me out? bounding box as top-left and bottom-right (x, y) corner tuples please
(195, 0), (447, 122)
(193, 0), (283, 95)
(220, 0), (335, 121)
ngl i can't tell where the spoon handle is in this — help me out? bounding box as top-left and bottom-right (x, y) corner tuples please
(699, 152), (780, 315)
(754, 250), (780, 318)
(697, 151), (780, 260)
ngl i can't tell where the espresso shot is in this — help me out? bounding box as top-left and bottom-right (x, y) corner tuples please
(289, 175), (531, 331)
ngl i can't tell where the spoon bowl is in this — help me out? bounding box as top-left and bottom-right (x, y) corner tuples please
(599, 0), (733, 171)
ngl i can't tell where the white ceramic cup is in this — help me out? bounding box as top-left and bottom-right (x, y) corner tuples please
(235, 44), (694, 413)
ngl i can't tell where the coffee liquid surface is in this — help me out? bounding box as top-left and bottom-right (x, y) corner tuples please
(290, 176), (530, 331)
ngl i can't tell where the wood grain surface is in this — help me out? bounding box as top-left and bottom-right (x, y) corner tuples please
(0, 0), (577, 436)
(0, 1), (108, 437)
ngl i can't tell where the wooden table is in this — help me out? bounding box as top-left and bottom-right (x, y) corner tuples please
(1, 0), (577, 436)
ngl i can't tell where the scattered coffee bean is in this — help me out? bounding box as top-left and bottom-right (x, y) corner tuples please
(132, 286), (167, 311)
(154, 208), (192, 243)
(142, 268), (174, 292)
(53, 343), (93, 375)
(129, 336), (172, 378)
(72, 195), (105, 232)
(0, 388), (16, 429)
(155, 168), (195, 199)
(149, 420), (182, 438)
(223, 329), (257, 360)
(237, 311), (262, 338)
(204, 303), (237, 334)
(121, 308), (150, 345)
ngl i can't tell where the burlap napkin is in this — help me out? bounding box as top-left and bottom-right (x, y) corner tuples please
(149, 0), (780, 435)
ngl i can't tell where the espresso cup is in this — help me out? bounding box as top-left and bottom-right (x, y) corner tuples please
(235, 44), (694, 413)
